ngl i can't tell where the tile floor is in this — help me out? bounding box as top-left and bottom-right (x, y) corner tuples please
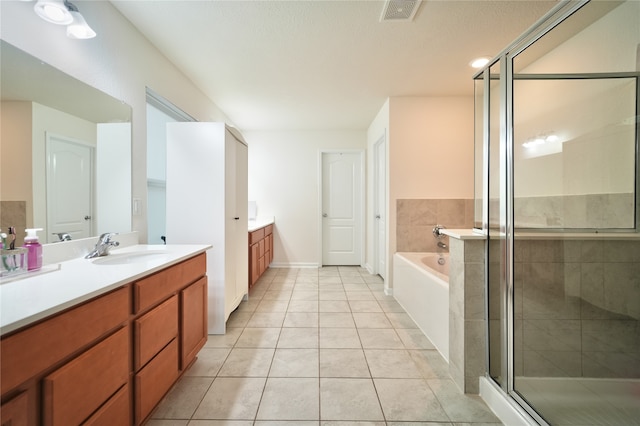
(147, 266), (502, 426)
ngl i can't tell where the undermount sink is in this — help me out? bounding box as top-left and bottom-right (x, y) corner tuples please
(91, 251), (168, 266)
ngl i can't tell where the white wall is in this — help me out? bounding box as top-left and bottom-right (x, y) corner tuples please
(1, 1), (232, 243)
(245, 130), (366, 267)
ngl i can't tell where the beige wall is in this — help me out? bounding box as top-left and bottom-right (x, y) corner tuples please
(383, 96), (474, 288)
(1, 102), (32, 238)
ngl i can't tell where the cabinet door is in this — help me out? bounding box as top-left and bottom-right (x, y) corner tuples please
(181, 277), (208, 369)
(0, 391), (28, 426)
(250, 243), (259, 286)
(234, 139), (248, 300)
(42, 327), (129, 426)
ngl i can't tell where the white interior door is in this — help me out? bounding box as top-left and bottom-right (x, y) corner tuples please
(322, 151), (362, 266)
(46, 134), (93, 241)
(374, 135), (387, 279)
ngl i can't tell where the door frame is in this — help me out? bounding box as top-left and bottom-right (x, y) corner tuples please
(317, 149), (366, 267)
(373, 133), (387, 278)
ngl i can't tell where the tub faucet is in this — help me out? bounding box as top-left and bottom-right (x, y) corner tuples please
(85, 233), (119, 258)
(433, 224), (446, 239)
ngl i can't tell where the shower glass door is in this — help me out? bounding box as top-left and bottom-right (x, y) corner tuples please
(479, 1), (640, 424)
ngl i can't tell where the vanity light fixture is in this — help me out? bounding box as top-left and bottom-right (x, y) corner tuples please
(66, 4), (96, 39)
(522, 133), (560, 148)
(32, 0), (96, 39)
(34, 0), (73, 25)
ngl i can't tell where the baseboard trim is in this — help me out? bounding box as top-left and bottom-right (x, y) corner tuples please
(269, 262), (320, 269)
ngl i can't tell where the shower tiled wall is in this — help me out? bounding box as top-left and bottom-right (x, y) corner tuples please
(498, 193), (634, 229)
(396, 199), (474, 252)
(505, 239), (640, 378)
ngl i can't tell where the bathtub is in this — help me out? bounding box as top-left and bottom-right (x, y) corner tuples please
(393, 252), (449, 362)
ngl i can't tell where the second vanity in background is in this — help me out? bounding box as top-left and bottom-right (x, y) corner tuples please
(248, 219), (274, 287)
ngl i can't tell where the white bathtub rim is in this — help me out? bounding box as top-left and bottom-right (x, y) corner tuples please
(395, 252), (449, 284)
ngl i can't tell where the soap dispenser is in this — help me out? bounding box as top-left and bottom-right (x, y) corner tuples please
(24, 228), (43, 271)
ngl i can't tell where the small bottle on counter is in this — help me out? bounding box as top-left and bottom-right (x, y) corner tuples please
(23, 228), (43, 271)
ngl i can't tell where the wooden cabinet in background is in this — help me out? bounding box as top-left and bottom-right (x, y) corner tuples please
(249, 223), (274, 287)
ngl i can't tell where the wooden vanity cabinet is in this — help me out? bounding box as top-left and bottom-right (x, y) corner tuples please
(0, 252), (208, 426)
(249, 224), (273, 287)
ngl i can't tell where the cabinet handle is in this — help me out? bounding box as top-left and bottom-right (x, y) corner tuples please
(234, 217), (240, 220)
(322, 213), (328, 218)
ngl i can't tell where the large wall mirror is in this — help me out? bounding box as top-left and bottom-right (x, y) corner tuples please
(1, 40), (132, 245)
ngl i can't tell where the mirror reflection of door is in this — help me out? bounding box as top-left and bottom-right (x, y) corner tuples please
(46, 133), (93, 241)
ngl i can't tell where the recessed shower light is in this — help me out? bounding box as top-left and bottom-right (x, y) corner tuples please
(470, 57), (491, 69)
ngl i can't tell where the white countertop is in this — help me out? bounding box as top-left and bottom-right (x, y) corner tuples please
(0, 244), (210, 336)
(248, 217), (275, 232)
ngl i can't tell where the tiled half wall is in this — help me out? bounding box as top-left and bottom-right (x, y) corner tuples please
(489, 238), (640, 379)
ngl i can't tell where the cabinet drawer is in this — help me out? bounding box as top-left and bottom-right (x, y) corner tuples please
(250, 228), (265, 245)
(135, 338), (179, 425)
(134, 253), (206, 313)
(134, 295), (178, 371)
(83, 383), (130, 426)
(1, 286), (129, 395)
(0, 391), (28, 426)
(42, 326), (129, 426)
(264, 224), (273, 236)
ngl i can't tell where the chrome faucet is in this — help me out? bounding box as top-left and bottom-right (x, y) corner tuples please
(53, 232), (72, 242)
(85, 233), (119, 258)
(432, 224), (446, 239)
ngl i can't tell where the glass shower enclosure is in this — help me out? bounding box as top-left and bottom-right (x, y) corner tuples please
(474, 1), (639, 424)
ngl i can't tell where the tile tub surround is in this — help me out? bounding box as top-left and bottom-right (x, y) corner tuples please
(487, 236), (640, 379)
(147, 266), (502, 425)
(448, 236), (487, 394)
(0, 200), (27, 247)
(396, 198), (475, 252)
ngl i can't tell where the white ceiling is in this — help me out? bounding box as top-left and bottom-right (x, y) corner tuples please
(111, 0), (558, 130)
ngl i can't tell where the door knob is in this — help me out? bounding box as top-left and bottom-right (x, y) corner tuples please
(322, 213), (328, 217)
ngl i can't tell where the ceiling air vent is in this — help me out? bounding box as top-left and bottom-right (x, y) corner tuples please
(380, 0), (422, 22)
